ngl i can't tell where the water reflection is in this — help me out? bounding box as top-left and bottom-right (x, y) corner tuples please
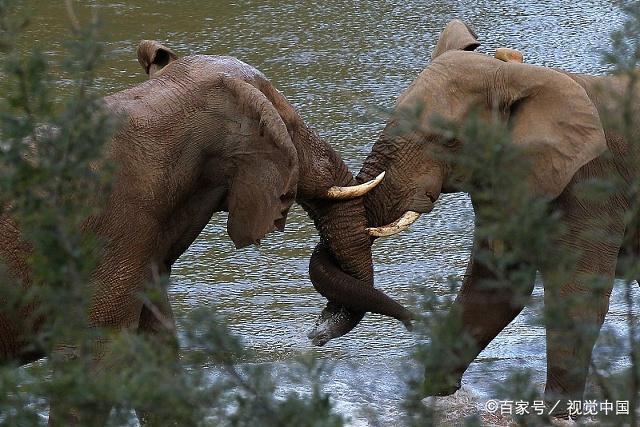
(21, 0), (633, 423)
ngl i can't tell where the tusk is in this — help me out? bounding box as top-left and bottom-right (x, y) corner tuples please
(325, 171), (385, 200)
(367, 211), (422, 237)
(495, 47), (524, 63)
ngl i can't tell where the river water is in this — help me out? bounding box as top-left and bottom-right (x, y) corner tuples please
(21, 1), (636, 425)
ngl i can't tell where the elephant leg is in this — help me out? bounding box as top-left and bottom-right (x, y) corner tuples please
(47, 336), (121, 427)
(137, 263), (177, 349)
(135, 281), (180, 427)
(137, 287), (177, 348)
(423, 233), (535, 396)
(539, 211), (622, 418)
(47, 254), (154, 426)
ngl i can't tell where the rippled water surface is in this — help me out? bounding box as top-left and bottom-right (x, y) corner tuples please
(22, 1), (637, 424)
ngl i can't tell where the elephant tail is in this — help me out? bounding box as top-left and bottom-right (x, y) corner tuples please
(309, 243), (414, 330)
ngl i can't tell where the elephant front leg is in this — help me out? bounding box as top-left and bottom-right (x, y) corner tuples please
(540, 210), (622, 418)
(137, 262), (177, 350)
(422, 233), (536, 396)
(47, 251), (157, 426)
(135, 276), (181, 427)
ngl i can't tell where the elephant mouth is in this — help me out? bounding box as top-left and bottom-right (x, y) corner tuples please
(411, 191), (437, 214)
(365, 189), (438, 238)
(270, 204), (293, 232)
(243, 206), (292, 247)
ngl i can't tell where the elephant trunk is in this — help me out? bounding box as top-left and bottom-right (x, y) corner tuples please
(298, 180), (373, 345)
(309, 244), (414, 329)
(292, 125), (414, 344)
(259, 83), (412, 344)
(259, 81), (375, 281)
(291, 124), (374, 285)
(299, 185), (374, 285)
(357, 141), (393, 227)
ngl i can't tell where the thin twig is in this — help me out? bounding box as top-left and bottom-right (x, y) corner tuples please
(64, 0), (80, 32)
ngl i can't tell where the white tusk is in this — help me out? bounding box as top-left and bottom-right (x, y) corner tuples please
(325, 171), (386, 200)
(495, 47), (524, 63)
(367, 211), (422, 237)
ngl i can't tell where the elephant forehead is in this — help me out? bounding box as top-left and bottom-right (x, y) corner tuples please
(432, 50), (500, 69)
(104, 56), (269, 112)
(181, 55), (267, 81)
(395, 52), (501, 119)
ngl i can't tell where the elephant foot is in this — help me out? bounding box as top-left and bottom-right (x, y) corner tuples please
(550, 416), (577, 426)
(422, 376), (462, 398)
(307, 303), (364, 346)
(422, 386), (485, 424)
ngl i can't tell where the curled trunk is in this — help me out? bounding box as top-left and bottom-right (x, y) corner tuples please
(292, 125), (374, 346)
(299, 188), (372, 346)
(309, 244), (413, 329)
(292, 127), (414, 345)
(357, 133), (397, 228)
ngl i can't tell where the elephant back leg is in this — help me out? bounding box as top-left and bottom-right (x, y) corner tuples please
(422, 227), (536, 397)
(540, 192), (625, 418)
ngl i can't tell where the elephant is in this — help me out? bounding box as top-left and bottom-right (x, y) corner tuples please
(0, 40), (414, 423)
(309, 19), (640, 415)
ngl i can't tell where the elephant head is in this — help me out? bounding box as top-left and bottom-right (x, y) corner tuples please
(359, 22), (606, 230)
(131, 41), (412, 341)
(308, 19), (608, 342)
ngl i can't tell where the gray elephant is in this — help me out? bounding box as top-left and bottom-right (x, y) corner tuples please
(0, 40), (413, 424)
(311, 19), (639, 414)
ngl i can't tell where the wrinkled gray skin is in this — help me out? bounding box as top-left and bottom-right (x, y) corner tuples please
(315, 19), (640, 413)
(0, 41), (412, 425)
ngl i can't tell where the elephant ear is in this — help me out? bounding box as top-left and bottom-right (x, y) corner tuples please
(136, 40), (178, 78)
(499, 62), (607, 198)
(219, 77), (299, 249)
(431, 19), (480, 60)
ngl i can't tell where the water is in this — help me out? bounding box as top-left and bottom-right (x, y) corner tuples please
(20, 1), (635, 424)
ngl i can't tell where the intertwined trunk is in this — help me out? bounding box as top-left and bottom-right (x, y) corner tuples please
(256, 81), (375, 288)
(291, 124), (374, 285)
(356, 133), (397, 228)
(260, 83), (413, 344)
(293, 124), (414, 343)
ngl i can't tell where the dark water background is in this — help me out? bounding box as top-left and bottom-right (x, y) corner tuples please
(19, 1), (636, 424)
